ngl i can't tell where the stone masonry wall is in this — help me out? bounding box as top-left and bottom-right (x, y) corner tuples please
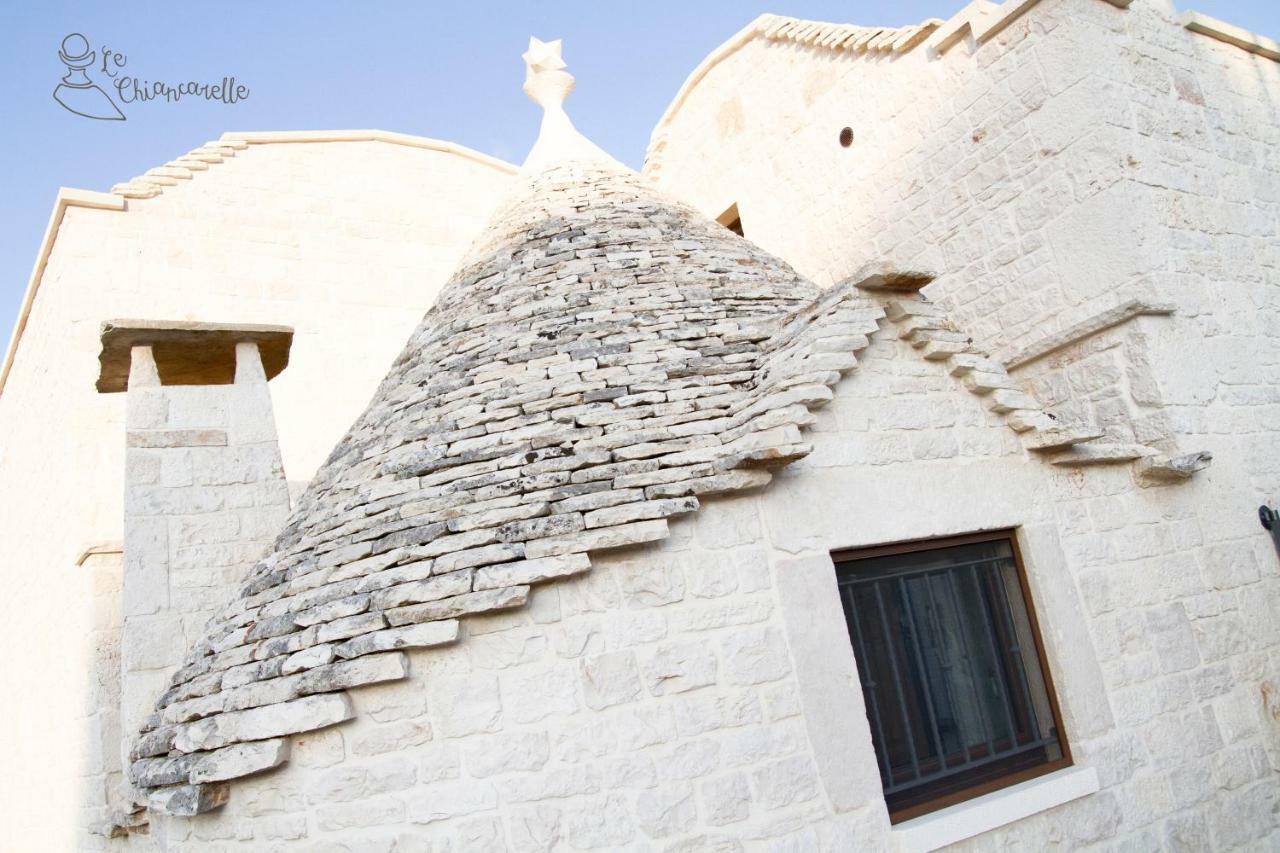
(112, 341), (294, 843)
(0, 139), (511, 849)
(646, 0), (1279, 368)
(135, 313), (1279, 850)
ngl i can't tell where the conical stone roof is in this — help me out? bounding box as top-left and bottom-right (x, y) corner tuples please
(127, 67), (888, 819)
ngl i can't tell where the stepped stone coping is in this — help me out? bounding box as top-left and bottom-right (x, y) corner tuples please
(124, 160), (888, 814)
(999, 299), (1176, 371)
(875, 288), (1211, 479)
(96, 319), (294, 392)
(645, 1), (1140, 176)
(1181, 11), (1280, 62)
(220, 130), (520, 174)
(3, 132), (516, 400)
(1, 188), (124, 398)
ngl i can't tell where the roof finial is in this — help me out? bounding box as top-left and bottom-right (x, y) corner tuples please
(520, 37), (620, 173)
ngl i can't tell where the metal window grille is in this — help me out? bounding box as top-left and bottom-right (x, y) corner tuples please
(834, 532), (1069, 821)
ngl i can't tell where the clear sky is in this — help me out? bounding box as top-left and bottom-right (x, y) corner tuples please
(2, 0), (1275, 339)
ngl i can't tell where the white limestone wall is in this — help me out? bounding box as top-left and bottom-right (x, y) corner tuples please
(128, 322), (1280, 851)
(0, 139), (512, 850)
(113, 341), (294, 839)
(646, 0), (1280, 365)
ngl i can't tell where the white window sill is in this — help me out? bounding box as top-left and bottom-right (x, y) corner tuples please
(890, 766), (1100, 853)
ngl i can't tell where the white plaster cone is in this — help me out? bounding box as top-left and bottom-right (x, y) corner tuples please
(520, 37), (625, 173)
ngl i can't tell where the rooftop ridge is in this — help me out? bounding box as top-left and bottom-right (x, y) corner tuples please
(0, 132), (517, 400)
(110, 130), (518, 200)
(644, 1), (1280, 178)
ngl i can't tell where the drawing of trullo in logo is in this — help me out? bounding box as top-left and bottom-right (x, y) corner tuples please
(53, 33), (125, 120)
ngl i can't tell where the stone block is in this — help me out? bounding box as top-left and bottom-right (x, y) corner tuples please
(295, 652), (409, 694)
(334, 620), (460, 658)
(720, 627), (791, 685)
(430, 673), (503, 738)
(147, 783), (229, 816)
(174, 693), (354, 752)
(642, 642), (718, 695)
(127, 429), (228, 449)
(369, 569), (473, 610)
(582, 650), (643, 709)
(385, 586), (529, 626)
(188, 738), (289, 783)
(474, 553), (591, 590)
(463, 731), (551, 777)
(522, 519), (669, 558)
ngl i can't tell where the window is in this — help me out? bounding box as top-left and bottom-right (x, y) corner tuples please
(717, 203), (744, 237)
(833, 531), (1069, 822)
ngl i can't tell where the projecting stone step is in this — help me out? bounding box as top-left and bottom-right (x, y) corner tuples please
(948, 353), (1008, 377)
(908, 328), (970, 348)
(1023, 424), (1107, 451)
(962, 370), (1020, 394)
(1137, 450), (1214, 482)
(1050, 443), (1158, 467)
(885, 299), (946, 321)
(921, 339), (973, 360)
(987, 389), (1040, 413)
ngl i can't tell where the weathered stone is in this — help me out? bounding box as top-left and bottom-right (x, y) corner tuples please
(147, 783), (229, 816)
(433, 542), (524, 574)
(334, 620), (460, 658)
(646, 470), (771, 499)
(295, 652), (410, 694)
(188, 738), (290, 783)
(129, 754), (197, 787)
(316, 611), (388, 643)
(281, 644), (336, 675)
(583, 497), (698, 529)
(293, 594), (371, 627)
(131, 726), (176, 760)
(474, 554), (591, 590)
(523, 520), (670, 558)
(368, 569), (473, 610)
(385, 586), (530, 626)
(496, 513), (585, 542)
(174, 693), (354, 753)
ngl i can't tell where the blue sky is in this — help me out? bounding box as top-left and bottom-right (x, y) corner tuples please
(2, 1), (1275, 337)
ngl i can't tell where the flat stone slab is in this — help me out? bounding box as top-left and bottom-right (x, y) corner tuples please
(97, 319), (294, 392)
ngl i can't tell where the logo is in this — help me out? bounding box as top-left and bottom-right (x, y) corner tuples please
(53, 32), (250, 121)
(53, 33), (124, 120)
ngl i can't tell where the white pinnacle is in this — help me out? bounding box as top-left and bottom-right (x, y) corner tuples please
(521, 37), (621, 173)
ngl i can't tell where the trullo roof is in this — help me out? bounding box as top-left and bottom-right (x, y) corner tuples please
(128, 38), (886, 816)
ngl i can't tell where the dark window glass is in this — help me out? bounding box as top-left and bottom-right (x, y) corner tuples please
(834, 532), (1069, 821)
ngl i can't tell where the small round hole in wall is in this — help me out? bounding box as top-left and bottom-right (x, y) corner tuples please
(839, 127), (854, 148)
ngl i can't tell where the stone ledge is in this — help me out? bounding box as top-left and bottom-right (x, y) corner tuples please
(892, 766), (1100, 853)
(1181, 11), (1280, 62)
(999, 300), (1175, 371)
(97, 319), (294, 393)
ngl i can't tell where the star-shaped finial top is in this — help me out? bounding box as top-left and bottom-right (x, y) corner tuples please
(518, 35), (618, 172)
(522, 36), (574, 110)
(522, 37), (566, 74)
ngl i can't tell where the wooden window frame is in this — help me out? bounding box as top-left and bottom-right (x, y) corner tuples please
(832, 528), (1072, 824)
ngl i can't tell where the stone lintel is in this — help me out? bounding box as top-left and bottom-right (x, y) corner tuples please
(97, 319), (294, 393)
